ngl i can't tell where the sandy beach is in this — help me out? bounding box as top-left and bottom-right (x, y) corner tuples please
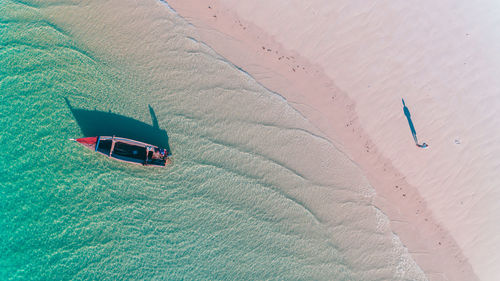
(5, 0), (500, 279)
(163, 0), (500, 280)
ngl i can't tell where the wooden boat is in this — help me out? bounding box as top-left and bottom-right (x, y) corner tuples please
(72, 136), (171, 166)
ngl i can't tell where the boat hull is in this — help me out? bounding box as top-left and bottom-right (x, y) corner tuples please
(73, 136), (170, 167)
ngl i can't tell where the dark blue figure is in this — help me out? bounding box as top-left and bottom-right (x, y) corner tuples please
(402, 99), (418, 144)
(402, 99), (428, 148)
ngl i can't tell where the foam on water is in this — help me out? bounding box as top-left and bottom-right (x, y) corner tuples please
(1, 0), (426, 280)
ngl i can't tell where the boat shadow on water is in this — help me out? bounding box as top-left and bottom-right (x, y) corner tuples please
(65, 97), (171, 153)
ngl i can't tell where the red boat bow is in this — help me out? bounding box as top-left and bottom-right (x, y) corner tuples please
(76, 137), (97, 144)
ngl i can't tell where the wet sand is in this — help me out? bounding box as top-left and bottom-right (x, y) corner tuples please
(162, 0), (500, 280)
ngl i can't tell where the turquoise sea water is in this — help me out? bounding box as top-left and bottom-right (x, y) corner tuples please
(1, 0), (426, 280)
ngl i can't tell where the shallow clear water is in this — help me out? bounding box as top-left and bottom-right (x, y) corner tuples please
(0, 0), (426, 280)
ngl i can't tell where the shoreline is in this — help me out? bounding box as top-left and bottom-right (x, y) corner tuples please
(162, 1), (478, 280)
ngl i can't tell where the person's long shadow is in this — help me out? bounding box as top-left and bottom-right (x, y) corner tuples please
(402, 98), (427, 148)
(402, 98), (418, 144)
(65, 98), (171, 153)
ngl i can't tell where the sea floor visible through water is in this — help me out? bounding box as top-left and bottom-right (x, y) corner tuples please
(1, 0), (425, 280)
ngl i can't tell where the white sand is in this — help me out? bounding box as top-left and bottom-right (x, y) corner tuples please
(164, 0), (500, 280)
